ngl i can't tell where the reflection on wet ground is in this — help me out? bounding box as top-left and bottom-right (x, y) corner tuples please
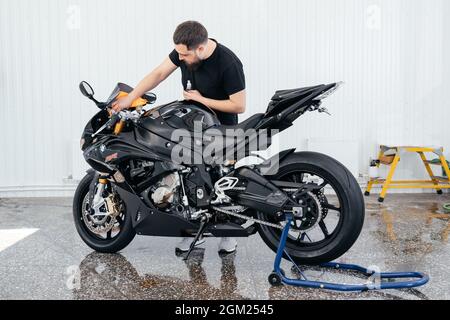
(73, 250), (245, 300)
(0, 194), (449, 300)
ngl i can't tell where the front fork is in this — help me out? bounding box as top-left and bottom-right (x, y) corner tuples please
(89, 176), (110, 216)
(93, 177), (108, 203)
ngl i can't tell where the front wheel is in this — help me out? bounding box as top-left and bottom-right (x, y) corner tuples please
(257, 152), (365, 265)
(73, 173), (136, 253)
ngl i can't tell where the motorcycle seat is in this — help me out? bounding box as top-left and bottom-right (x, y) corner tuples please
(271, 85), (324, 102)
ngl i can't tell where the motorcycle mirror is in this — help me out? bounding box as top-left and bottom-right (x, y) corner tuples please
(79, 81), (95, 98)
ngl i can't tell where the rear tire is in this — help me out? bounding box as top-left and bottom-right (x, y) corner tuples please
(73, 173), (136, 253)
(257, 152), (365, 265)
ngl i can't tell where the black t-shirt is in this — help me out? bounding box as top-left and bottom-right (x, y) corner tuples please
(169, 39), (245, 125)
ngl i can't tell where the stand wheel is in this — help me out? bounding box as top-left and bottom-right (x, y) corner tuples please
(364, 191), (370, 196)
(378, 197), (385, 203)
(268, 272), (283, 286)
(437, 190), (443, 195)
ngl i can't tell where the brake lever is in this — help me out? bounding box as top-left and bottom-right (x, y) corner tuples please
(91, 113), (121, 138)
(91, 122), (110, 138)
(107, 113), (121, 129)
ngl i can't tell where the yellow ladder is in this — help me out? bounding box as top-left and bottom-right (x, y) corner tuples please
(365, 145), (450, 203)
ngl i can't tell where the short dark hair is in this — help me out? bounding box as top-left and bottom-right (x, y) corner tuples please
(173, 21), (208, 50)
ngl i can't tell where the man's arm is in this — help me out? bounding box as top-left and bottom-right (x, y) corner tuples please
(113, 57), (178, 111)
(183, 89), (246, 114)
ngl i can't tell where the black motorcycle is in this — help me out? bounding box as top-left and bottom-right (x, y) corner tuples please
(73, 81), (365, 264)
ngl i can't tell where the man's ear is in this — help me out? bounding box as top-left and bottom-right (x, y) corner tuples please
(197, 45), (206, 58)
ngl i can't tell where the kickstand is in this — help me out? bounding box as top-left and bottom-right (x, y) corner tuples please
(184, 215), (209, 261)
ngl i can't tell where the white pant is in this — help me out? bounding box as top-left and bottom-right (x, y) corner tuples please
(176, 237), (237, 253)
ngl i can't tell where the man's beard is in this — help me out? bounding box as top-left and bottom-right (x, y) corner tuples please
(186, 60), (203, 71)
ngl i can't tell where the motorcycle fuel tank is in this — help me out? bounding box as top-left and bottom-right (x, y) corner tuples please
(138, 100), (220, 140)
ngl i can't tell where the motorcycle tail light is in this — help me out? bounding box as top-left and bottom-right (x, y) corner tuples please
(316, 82), (344, 100)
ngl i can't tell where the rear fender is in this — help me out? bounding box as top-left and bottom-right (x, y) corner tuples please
(257, 149), (296, 176)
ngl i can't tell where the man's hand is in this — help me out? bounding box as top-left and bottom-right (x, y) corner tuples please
(183, 90), (204, 104)
(112, 96), (133, 113)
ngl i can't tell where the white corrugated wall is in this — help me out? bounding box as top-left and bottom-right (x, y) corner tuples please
(1, 0), (449, 197)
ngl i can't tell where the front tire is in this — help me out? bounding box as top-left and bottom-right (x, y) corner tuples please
(257, 152), (365, 265)
(73, 173), (136, 253)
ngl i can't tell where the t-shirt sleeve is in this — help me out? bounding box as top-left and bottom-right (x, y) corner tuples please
(223, 62), (246, 96)
(169, 49), (180, 67)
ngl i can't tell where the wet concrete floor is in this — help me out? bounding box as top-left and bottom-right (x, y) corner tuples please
(0, 194), (449, 300)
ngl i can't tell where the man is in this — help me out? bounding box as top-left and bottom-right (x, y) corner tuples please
(112, 21), (246, 254)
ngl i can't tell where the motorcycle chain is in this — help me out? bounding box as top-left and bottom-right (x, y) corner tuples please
(211, 206), (284, 230)
(212, 191), (323, 232)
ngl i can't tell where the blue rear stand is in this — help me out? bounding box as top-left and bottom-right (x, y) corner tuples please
(269, 214), (429, 292)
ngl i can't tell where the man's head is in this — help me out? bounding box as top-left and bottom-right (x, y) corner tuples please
(173, 21), (209, 70)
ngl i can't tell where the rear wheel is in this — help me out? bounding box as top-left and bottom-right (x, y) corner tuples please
(73, 173), (136, 253)
(257, 152), (365, 265)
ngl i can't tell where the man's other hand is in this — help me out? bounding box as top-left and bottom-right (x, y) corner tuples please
(183, 90), (204, 103)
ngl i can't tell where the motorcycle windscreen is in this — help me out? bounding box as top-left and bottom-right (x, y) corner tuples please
(105, 83), (134, 105)
(105, 83), (156, 106)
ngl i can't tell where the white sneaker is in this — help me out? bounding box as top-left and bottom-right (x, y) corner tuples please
(218, 237), (237, 254)
(175, 237), (206, 252)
